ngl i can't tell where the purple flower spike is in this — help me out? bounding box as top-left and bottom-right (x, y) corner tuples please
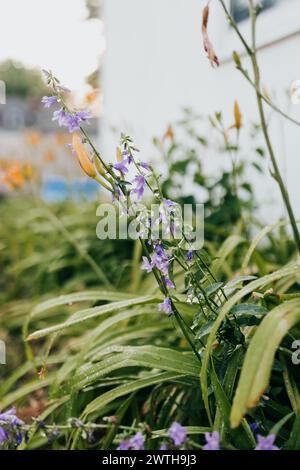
(203, 431), (220, 450)
(255, 435), (279, 451)
(41, 95), (58, 108)
(158, 297), (173, 315)
(168, 422), (187, 446)
(142, 256), (154, 273)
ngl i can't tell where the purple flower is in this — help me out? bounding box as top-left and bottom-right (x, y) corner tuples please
(158, 297), (173, 315)
(165, 277), (175, 289)
(163, 199), (176, 208)
(41, 95), (58, 108)
(117, 439), (131, 450)
(187, 250), (194, 263)
(249, 422), (259, 435)
(67, 110), (92, 133)
(203, 431), (220, 450)
(117, 432), (145, 451)
(130, 432), (145, 450)
(0, 427), (8, 444)
(0, 408), (24, 446)
(52, 108), (69, 127)
(142, 256), (154, 273)
(168, 422), (187, 446)
(159, 443), (168, 450)
(255, 435), (279, 451)
(113, 159), (129, 174)
(132, 175), (146, 201)
(139, 161), (151, 172)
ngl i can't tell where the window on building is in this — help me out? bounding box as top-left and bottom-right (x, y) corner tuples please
(231, 0), (280, 23)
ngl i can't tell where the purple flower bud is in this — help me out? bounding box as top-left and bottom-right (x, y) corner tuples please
(139, 162), (151, 172)
(187, 250), (194, 263)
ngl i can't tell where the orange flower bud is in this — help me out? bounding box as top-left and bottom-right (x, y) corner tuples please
(72, 133), (96, 178)
(163, 125), (174, 141)
(234, 100), (242, 130)
(116, 147), (123, 162)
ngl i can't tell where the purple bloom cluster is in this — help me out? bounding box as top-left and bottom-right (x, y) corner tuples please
(117, 432), (145, 450)
(142, 244), (172, 277)
(168, 422), (187, 446)
(0, 408), (24, 446)
(52, 108), (91, 133)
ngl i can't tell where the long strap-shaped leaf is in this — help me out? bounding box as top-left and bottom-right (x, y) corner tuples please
(27, 295), (159, 340)
(82, 371), (186, 417)
(200, 262), (300, 425)
(31, 291), (136, 318)
(230, 298), (300, 427)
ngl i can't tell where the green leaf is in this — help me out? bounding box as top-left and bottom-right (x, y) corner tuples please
(230, 298), (300, 428)
(286, 413), (300, 450)
(82, 372), (185, 417)
(31, 291), (135, 317)
(200, 262), (300, 427)
(70, 346), (200, 391)
(27, 295), (159, 340)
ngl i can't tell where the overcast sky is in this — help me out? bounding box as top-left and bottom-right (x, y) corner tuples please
(0, 0), (105, 89)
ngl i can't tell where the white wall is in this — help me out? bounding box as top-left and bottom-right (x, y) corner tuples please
(101, 0), (300, 222)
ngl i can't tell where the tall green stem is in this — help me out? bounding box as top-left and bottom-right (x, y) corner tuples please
(218, 0), (300, 253)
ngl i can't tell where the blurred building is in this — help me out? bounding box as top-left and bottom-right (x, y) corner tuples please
(101, 0), (300, 221)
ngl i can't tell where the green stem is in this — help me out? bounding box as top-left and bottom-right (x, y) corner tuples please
(248, 1), (300, 253)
